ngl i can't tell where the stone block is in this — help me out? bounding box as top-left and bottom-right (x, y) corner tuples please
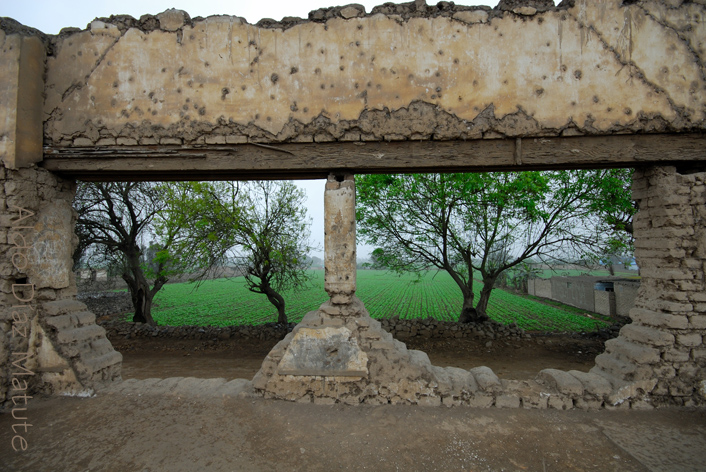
(692, 348), (706, 360)
(567, 371), (612, 397)
(574, 398), (603, 410)
(677, 333), (703, 347)
(630, 308), (689, 329)
(663, 348), (691, 363)
(157, 9), (188, 31)
(547, 395), (573, 410)
(537, 369), (584, 396)
(606, 378), (658, 406)
(495, 395), (521, 408)
(417, 396), (441, 406)
(276, 327), (368, 377)
(55, 324), (106, 344)
(605, 338), (661, 365)
(42, 298), (87, 316)
(469, 366), (501, 392)
(453, 10), (489, 24)
(620, 324), (675, 347)
(467, 394), (494, 408)
(340, 5), (365, 19)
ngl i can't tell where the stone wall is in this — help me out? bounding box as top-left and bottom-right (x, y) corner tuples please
(531, 276), (639, 318)
(592, 165), (706, 407)
(550, 276), (600, 312)
(31, 0), (706, 148)
(0, 165), (122, 407)
(614, 280), (640, 317)
(528, 278), (552, 299)
(594, 290), (616, 317)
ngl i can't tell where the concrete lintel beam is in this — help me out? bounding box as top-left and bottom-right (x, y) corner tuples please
(0, 33), (45, 169)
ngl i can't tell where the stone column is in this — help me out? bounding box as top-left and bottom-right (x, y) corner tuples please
(591, 165), (706, 407)
(324, 173), (356, 305)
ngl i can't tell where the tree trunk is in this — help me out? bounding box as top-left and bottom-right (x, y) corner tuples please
(458, 292), (488, 323)
(263, 285), (288, 325)
(474, 276), (498, 321)
(123, 250), (157, 326)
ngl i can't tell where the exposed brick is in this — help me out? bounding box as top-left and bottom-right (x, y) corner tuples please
(620, 324), (675, 347)
(630, 308), (689, 329)
(663, 348), (691, 363)
(605, 338), (661, 364)
(495, 395), (521, 408)
(677, 333), (703, 347)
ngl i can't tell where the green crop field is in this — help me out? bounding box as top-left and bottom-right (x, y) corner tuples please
(133, 270), (611, 332)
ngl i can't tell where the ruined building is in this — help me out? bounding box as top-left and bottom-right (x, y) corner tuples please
(1, 0), (705, 408)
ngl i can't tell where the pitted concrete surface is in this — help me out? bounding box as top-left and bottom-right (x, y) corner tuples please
(1, 391), (704, 472)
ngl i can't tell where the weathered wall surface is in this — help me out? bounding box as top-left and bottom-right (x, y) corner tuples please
(592, 166), (706, 407)
(0, 166), (122, 406)
(0, 29), (45, 169)
(38, 0), (706, 147)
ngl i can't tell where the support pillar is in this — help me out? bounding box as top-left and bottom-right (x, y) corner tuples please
(252, 173), (475, 405)
(324, 173), (356, 304)
(589, 165), (706, 407)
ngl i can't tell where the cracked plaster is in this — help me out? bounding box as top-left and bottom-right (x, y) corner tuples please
(21, 0), (704, 147)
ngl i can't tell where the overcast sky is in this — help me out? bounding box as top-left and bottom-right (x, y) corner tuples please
(3, 0), (498, 259)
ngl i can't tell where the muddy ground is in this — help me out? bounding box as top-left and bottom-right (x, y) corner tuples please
(111, 330), (606, 382)
(3, 316), (706, 471)
(2, 390), (705, 471)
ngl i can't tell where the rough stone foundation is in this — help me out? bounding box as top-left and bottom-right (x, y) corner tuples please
(0, 166), (122, 406)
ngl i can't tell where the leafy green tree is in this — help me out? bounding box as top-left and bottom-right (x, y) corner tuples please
(585, 168), (636, 275)
(159, 181), (313, 325)
(357, 170), (629, 323)
(73, 182), (186, 325)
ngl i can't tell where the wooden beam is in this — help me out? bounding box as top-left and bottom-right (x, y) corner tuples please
(41, 133), (706, 181)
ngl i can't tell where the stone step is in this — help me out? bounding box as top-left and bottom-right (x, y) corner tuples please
(89, 337), (118, 356)
(77, 350), (123, 376)
(593, 353), (636, 380)
(605, 338), (661, 365)
(73, 311), (97, 327)
(620, 323), (675, 347)
(56, 324), (107, 344)
(567, 370), (613, 397)
(42, 299), (88, 316)
(45, 313), (73, 331)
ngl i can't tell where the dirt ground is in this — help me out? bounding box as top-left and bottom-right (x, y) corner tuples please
(111, 331), (606, 382)
(3, 332), (706, 471)
(2, 391), (705, 472)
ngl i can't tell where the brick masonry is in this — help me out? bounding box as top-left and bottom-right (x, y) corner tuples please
(0, 166), (122, 406)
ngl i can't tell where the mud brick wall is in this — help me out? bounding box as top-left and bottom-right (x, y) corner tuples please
(593, 166), (706, 407)
(37, 0), (706, 147)
(0, 166), (122, 406)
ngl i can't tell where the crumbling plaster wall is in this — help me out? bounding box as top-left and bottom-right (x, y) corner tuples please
(39, 0), (706, 147)
(0, 166), (123, 407)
